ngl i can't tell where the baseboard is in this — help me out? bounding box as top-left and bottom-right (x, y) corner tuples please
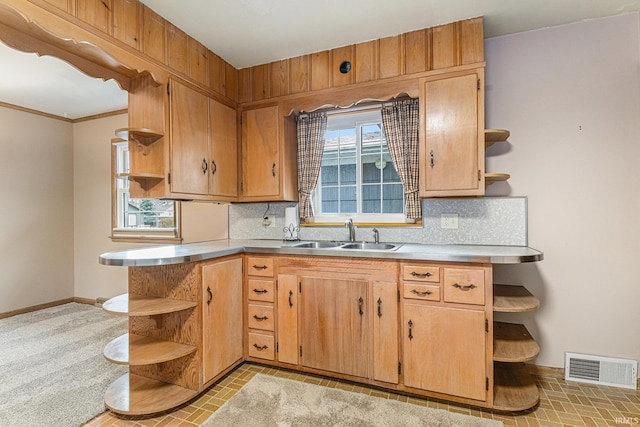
(0, 298), (75, 319)
(73, 297), (96, 305)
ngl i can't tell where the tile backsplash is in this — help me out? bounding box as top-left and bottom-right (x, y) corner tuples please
(228, 197), (527, 246)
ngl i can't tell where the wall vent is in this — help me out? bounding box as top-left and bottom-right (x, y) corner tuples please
(565, 352), (637, 389)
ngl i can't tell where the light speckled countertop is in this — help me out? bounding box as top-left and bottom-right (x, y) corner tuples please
(99, 239), (543, 267)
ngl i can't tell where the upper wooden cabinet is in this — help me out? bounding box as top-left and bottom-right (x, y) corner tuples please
(419, 68), (485, 197)
(240, 105), (297, 201)
(168, 79), (238, 200)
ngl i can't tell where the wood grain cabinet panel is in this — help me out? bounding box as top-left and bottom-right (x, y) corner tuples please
(42, 0), (75, 13)
(443, 267), (486, 305)
(355, 40), (377, 83)
(77, 0), (112, 34)
(247, 279), (274, 303)
(332, 45), (355, 87)
(432, 22), (458, 69)
(189, 38), (208, 85)
(289, 55), (310, 94)
(311, 50), (331, 91)
(378, 35), (403, 79)
(141, 5), (165, 63)
(202, 258), (243, 384)
(247, 304), (275, 331)
(270, 60), (290, 98)
(420, 69), (484, 197)
(209, 52), (226, 95)
(372, 281), (398, 384)
(208, 99), (238, 198)
(404, 29), (428, 74)
(112, 0), (139, 48)
(403, 304), (487, 401)
(276, 274), (298, 365)
(167, 23), (188, 75)
(300, 277), (369, 379)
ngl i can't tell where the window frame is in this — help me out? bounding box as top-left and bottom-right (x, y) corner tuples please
(110, 138), (181, 243)
(308, 107), (409, 226)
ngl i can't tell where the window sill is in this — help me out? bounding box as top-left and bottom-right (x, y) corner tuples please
(302, 220), (422, 228)
(111, 229), (181, 244)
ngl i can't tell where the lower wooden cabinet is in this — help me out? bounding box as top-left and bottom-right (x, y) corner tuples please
(372, 281), (399, 384)
(276, 274), (298, 365)
(202, 258), (243, 384)
(403, 304), (487, 401)
(299, 277), (369, 378)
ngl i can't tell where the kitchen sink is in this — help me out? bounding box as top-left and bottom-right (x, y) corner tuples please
(338, 242), (399, 251)
(285, 241), (342, 249)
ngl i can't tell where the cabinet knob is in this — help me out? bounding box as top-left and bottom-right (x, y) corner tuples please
(253, 344), (268, 350)
(253, 315), (269, 321)
(206, 286), (212, 305)
(288, 290), (294, 308)
(408, 320), (414, 340)
(411, 289), (432, 297)
(202, 158), (208, 174)
(252, 288), (268, 294)
(429, 150), (435, 168)
(358, 296), (364, 316)
(272, 163), (276, 177)
(377, 298), (382, 318)
(411, 271), (432, 278)
(211, 159), (217, 176)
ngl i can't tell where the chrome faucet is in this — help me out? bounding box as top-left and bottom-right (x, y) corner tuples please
(345, 218), (356, 242)
(372, 228), (379, 244)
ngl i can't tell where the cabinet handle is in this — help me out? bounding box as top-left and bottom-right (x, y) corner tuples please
(272, 163), (276, 177)
(408, 320), (414, 340)
(206, 286), (212, 305)
(252, 315), (269, 321)
(202, 158), (208, 174)
(453, 283), (477, 291)
(252, 288), (268, 294)
(429, 150), (435, 168)
(252, 265), (268, 270)
(411, 289), (433, 297)
(411, 271), (432, 278)
(211, 159), (217, 176)
(358, 296), (364, 316)
(253, 343), (268, 350)
(377, 298), (382, 318)
(288, 290), (293, 307)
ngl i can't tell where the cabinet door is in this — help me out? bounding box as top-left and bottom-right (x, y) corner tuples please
(170, 80), (209, 195)
(373, 281), (398, 384)
(420, 71), (483, 196)
(209, 99), (238, 197)
(202, 258), (243, 384)
(300, 277), (368, 378)
(403, 304), (486, 401)
(276, 274), (298, 365)
(241, 106), (280, 198)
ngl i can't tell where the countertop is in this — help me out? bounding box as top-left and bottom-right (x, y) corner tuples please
(99, 239), (543, 267)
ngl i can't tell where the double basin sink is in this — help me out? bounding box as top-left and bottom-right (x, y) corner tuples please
(282, 241), (400, 251)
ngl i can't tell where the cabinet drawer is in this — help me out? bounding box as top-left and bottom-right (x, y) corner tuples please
(402, 265), (440, 282)
(247, 256), (274, 277)
(403, 284), (440, 301)
(248, 332), (275, 360)
(443, 268), (485, 305)
(247, 304), (275, 331)
(248, 279), (274, 302)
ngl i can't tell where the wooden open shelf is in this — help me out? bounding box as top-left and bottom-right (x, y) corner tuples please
(117, 172), (165, 180)
(115, 128), (164, 145)
(104, 373), (199, 416)
(493, 285), (540, 313)
(485, 129), (510, 148)
(102, 294), (197, 316)
(485, 173), (510, 186)
(493, 362), (540, 412)
(493, 322), (540, 362)
(104, 333), (197, 365)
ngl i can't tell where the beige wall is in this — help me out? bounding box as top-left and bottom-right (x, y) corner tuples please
(485, 13), (640, 367)
(72, 113), (133, 301)
(0, 106), (75, 312)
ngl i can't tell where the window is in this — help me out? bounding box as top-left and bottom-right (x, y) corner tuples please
(312, 108), (405, 223)
(111, 140), (180, 242)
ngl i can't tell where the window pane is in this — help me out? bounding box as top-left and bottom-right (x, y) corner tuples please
(321, 186), (339, 213)
(340, 161), (356, 185)
(383, 184), (404, 213)
(362, 184), (381, 213)
(321, 165), (338, 185)
(340, 186), (356, 213)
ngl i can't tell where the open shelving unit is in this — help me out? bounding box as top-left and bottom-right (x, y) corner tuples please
(484, 129), (511, 187)
(492, 284), (541, 411)
(102, 268), (201, 416)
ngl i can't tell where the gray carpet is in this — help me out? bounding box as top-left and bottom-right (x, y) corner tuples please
(203, 374), (504, 427)
(0, 302), (128, 427)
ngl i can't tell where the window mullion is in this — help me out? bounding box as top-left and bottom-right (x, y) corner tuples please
(356, 123), (363, 215)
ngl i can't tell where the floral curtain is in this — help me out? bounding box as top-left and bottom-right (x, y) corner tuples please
(381, 99), (421, 220)
(297, 112), (327, 219)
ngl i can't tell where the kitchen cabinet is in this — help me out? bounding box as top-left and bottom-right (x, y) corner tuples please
(400, 262), (492, 403)
(300, 276), (369, 378)
(202, 258), (243, 384)
(241, 105), (298, 201)
(372, 281), (399, 384)
(419, 68), (485, 197)
(276, 274), (298, 365)
(245, 256), (277, 361)
(170, 79), (238, 200)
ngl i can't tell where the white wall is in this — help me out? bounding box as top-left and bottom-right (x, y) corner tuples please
(485, 13), (640, 367)
(0, 106), (75, 312)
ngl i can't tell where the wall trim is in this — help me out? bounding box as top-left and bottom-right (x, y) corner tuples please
(0, 297), (75, 319)
(0, 101), (127, 123)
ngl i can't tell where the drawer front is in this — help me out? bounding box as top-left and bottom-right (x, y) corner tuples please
(403, 284), (441, 301)
(247, 256), (274, 277)
(248, 279), (275, 302)
(402, 265), (440, 282)
(443, 268), (485, 305)
(248, 304), (275, 331)
(248, 332), (275, 360)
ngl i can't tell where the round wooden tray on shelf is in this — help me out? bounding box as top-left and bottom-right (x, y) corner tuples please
(485, 173), (510, 186)
(485, 129), (510, 148)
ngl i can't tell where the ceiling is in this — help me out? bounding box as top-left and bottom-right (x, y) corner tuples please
(2, 0), (640, 119)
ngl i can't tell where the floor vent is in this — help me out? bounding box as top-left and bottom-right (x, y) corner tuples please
(565, 352), (637, 389)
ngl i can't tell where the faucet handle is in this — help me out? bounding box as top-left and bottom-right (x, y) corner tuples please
(372, 228), (380, 244)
